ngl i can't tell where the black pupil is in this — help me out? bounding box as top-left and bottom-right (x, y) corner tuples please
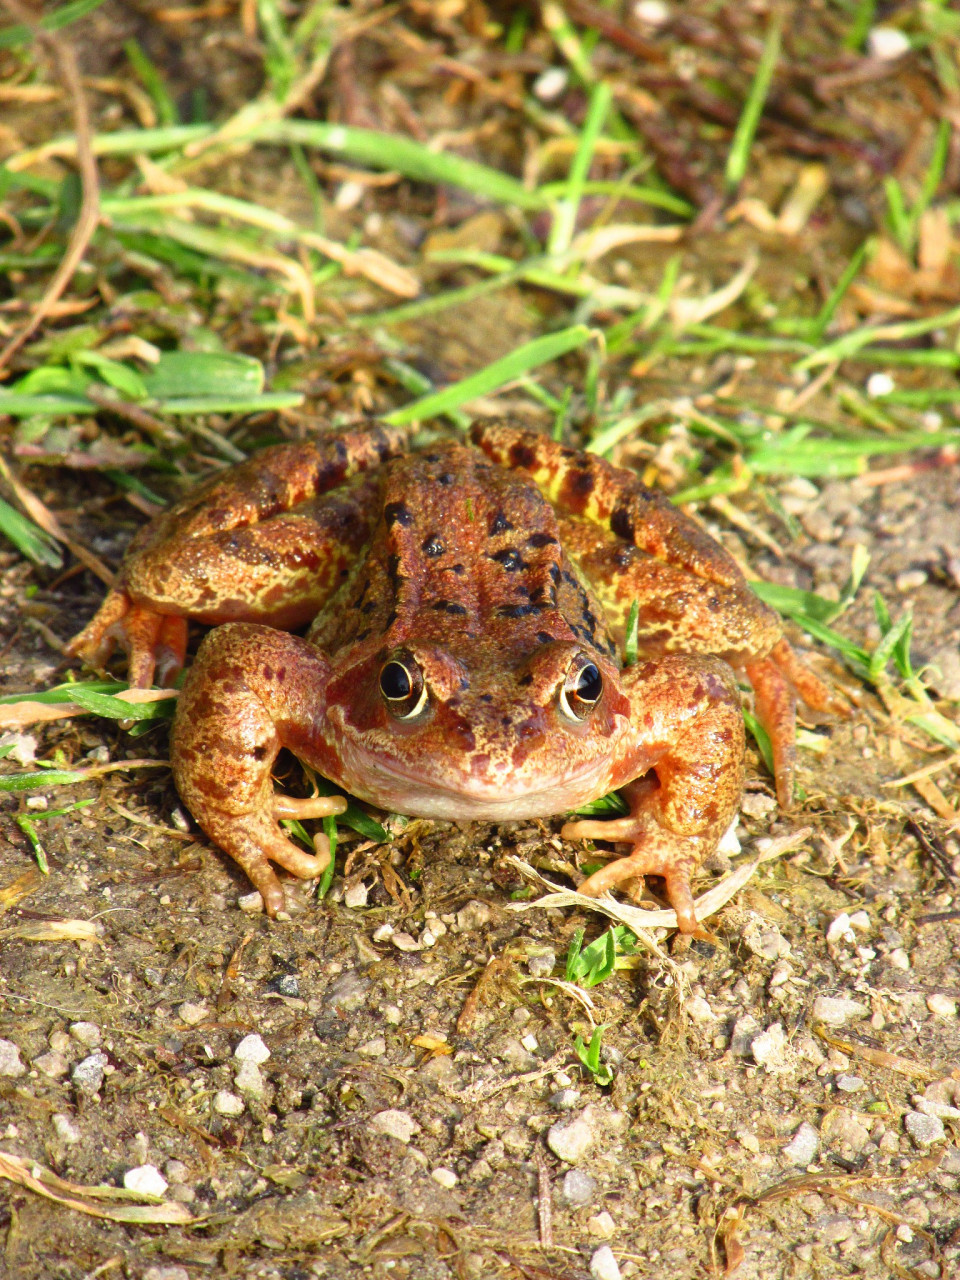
(576, 663), (602, 702)
(380, 662), (412, 700)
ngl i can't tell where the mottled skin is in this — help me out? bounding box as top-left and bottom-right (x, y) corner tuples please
(68, 422), (842, 929)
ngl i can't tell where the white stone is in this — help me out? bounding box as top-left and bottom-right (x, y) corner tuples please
(634, 0), (670, 24)
(563, 1168), (596, 1205)
(866, 371), (895, 397)
(213, 1090), (245, 1116)
(751, 1023), (787, 1068)
(431, 1166), (457, 1188)
(927, 994), (957, 1019)
(836, 1074), (865, 1093)
(716, 817), (741, 856)
(590, 1245), (622, 1280)
(358, 1037), (386, 1057)
(782, 1121), (820, 1166)
(889, 948), (911, 971)
(391, 931), (422, 952)
(457, 900), (493, 932)
(826, 913), (854, 944)
(812, 996), (868, 1026)
(238, 890), (264, 913)
(33, 1052), (68, 1079)
(0, 1039), (26, 1080)
(344, 880), (369, 909)
(177, 1002), (208, 1027)
(233, 1034), (270, 1065)
(588, 1211), (616, 1238)
(68, 1021), (102, 1048)
(533, 67), (568, 102)
(123, 1164), (168, 1197)
(371, 1109), (420, 1144)
(867, 27), (911, 60)
(521, 1034), (539, 1052)
(0, 732), (36, 765)
(547, 1116), (595, 1163)
(685, 995), (716, 1023)
(234, 1061), (265, 1098)
(143, 1268), (190, 1280)
(372, 923), (395, 942)
(71, 1052), (108, 1095)
(52, 1113), (81, 1145)
(905, 1111), (945, 1147)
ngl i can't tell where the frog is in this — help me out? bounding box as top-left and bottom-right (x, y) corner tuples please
(67, 420), (843, 930)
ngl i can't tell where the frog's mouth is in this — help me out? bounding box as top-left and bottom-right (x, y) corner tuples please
(329, 745), (619, 823)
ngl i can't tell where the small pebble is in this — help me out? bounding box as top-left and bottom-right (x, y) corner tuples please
(52, 1113), (81, 1145)
(238, 890), (264, 913)
(0, 1040), (26, 1078)
(123, 1164), (168, 1197)
(527, 950), (556, 978)
(344, 880), (369, 909)
(457, 900), (493, 932)
(370, 1109), (420, 1144)
(634, 0), (670, 24)
(905, 1111), (945, 1147)
(358, 1037), (386, 1057)
(0, 732), (36, 765)
(730, 1014), (761, 1057)
(867, 26), (911, 60)
(234, 1061), (266, 1098)
(547, 1115), (595, 1163)
(812, 996), (868, 1026)
(737, 1129), (760, 1154)
(234, 1034), (270, 1065)
(866, 370), (896, 397)
(521, 1033), (538, 1053)
(927, 994), (957, 1019)
(164, 1159), (190, 1184)
(888, 948), (911, 971)
(33, 1051), (69, 1079)
(532, 66), (568, 102)
(213, 1090), (245, 1117)
(177, 1002), (208, 1027)
(590, 1245), (622, 1280)
(325, 970), (370, 1011)
(272, 973), (300, 998)
(550, 1089), (581, 1111)
(372, 923), (394, 942)
(782, 1121), (819, 1166)
(588, 1211), (616, 1238)
(143, 1268), (190, 1280)
(71, 1052), (108, 1096)
(432, 1167), (457, 1188)
(836, 1074), (865, 1093)
(562, 1168), (597, 1206)
(826, 913), (854, 944)
(751, 1023), (787, 1068)
(391, 932), (422, 952)
(685, 995), (716, 1023)
(896, 569), (928, 593)
(68, 1022), (101, 1049)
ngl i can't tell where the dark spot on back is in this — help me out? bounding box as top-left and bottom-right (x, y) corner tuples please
(490, 548), (524, 571)
(262, 665), (273, 680)
(384, 501), (413, 527)
(527, 532), (559, 548)
(422, 535), (445, 556)
(536, 631), (554, 644)
(569, 467), (595, 495)
(437, 472), (454, 486)
(497, 603), (537, 619)
(489, 510), (514, 536)
(611, 504), (635, 542)
(432, 601), (468, 616)
(509, 442), (537, 470)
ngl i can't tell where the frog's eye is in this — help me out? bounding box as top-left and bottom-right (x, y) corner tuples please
(379, 657), (428, 719)
(559, 657), (603, 722)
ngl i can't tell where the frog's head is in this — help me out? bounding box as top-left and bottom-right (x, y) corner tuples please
(323, 637), (632, 820)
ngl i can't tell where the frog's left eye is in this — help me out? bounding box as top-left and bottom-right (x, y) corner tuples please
(559, 657), (603, 722)
(379, 657), (428, 719)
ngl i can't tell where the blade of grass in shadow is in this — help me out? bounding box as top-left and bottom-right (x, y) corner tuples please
(0, 496), (63, 568)
(383, 325), (595, 426)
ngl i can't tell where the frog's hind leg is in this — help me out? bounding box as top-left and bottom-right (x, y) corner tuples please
(68, 425), (405, 686)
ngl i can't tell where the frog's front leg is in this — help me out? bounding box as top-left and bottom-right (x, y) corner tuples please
(561, 654), (744, 933)
(170, 624), (346, 916)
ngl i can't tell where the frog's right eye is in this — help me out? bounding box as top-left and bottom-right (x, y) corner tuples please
(379, 658), (427, 719)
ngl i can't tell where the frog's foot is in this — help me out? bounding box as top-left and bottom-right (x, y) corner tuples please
(745, 637), (849, 808)
(201, 794), (348, 916)
(561, 812), (702, 934)
(67, 588), (187, 687)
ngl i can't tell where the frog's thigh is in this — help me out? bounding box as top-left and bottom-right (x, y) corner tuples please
(171, 624), (344, 916)
(558, 521), (782, 662)
(563, 655), (744, 932)
(127, 488), (378, 629)
(470, 420), (744, 589)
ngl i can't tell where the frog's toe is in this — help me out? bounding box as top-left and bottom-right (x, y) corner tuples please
(68, 589), (187, 688)
(222, 817), (335, 917)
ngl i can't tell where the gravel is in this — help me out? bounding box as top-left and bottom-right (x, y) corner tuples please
(782, 1122), (820, 1166)
(370, 1109), (420, 1143)
(71, 1052), (107, 1096)
(546, 1115), (595, 1163)
(562, 1168), (597, 1206)
(0, 1039), (25, 1078)
(812, 996), (868, 1026)
(123, 1164), (168, 1197)
(233, 1033), (270, 1064)
(590, 1245), (622, 1280)
(905, 1111), (946, 1147)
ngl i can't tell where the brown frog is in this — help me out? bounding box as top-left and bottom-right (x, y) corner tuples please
(68, 421), (842, 930)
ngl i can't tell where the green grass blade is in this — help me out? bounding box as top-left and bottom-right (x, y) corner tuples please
(383, 325), (595, 426)
(0, 0), (107, 49)
(548, 79), (612, 256)
(725, 8), (784, 190)
(0, 496), (63, 568)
